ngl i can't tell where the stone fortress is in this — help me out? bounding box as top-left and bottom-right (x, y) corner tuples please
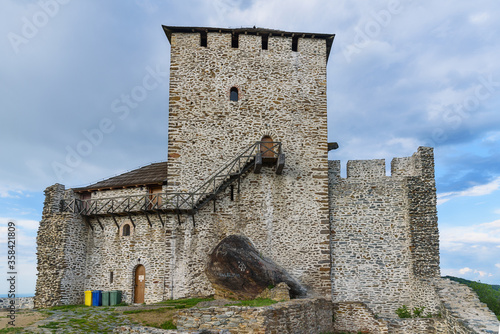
(35, 26), (499, 333)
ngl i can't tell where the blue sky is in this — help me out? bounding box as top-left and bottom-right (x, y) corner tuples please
(0, 0), (499, 295)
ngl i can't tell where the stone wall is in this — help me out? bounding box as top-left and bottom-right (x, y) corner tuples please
(166, 30), (331, 297)
(34, 184), (89, 308)
(174, 298), (333, 334)
(0, 297), (34, 310)
(333, 302), (389, 333)
(82, 213), (174, 304)
(329, 147), (441, 318)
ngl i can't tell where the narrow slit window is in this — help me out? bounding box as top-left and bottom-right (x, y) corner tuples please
(292, 36), (299, 52)
(200, 31), (207, 47)
(262, 35), (268, 50)
(122, 224), (130, 236)
(230, 87), (238, 102)
(110, 271), (114, 284)
(232, 34), (239, 48)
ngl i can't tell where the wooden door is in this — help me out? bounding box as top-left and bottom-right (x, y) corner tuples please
(148, 186), (162, 209)
(134, 265), (145, 303)
(81, 192), (91, 211)
(260, 136), (274, 157)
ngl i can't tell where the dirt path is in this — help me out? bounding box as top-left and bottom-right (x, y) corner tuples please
(0, 309), (47, 329)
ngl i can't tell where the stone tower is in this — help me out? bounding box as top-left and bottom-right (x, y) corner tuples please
(163, 26), (335, 297)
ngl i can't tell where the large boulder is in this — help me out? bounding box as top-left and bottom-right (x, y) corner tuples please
(205, 235), (307, 300)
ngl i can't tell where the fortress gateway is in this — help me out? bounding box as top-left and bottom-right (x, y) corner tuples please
(35, 26), (499, 333)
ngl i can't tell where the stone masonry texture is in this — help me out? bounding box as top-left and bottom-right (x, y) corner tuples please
(34, 26), (500, 333)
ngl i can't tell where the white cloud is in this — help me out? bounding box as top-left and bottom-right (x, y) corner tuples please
(437, 177), (500, 205)
(0, 218), (39, 231)
(469, 12), (490, 24)
(440, 218), (500, 256)
(495, 263), (500, 269)
(459, 267), (472, 274)
(447, 267), (493, 280)
(0, 186), (24, 198)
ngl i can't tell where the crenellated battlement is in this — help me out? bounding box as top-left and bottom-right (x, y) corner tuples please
(329, 146), (435, 179)
(164, 26), (334, 60)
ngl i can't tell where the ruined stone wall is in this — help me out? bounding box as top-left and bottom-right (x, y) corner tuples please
(333, 302), (390, 333)
(174, 298), (333, 333)
(166, 31), (331, 297)
(34, 184), (89, 308)
(329, 147), (441, 318)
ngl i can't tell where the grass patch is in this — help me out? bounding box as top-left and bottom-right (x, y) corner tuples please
(156, 297), (214, 309)
(48, 304), (83, 311)
(0, 328), (26, 333)
(38, 321), (61, 329)
(123, 307), (174, 315)
(160, 320), (177, 329)
(125, 308), (178, 329)
(122, 300), (211, 330)
(225, 298), (277, 307)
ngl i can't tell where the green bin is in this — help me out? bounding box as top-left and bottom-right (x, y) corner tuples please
(110, 290), (122, 305)
(102, 291), (110, 306)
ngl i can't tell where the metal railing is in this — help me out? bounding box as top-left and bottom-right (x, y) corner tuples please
(62, 141), (282, 216)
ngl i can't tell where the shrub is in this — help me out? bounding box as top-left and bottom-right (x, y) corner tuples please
(395, 305), (412, 318)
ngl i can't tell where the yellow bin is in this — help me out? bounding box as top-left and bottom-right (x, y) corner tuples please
(84, 290), (92, 306)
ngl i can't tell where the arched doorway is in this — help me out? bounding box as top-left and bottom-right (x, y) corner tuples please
(134, 265), (145, 303)
(260, 136), (274, 158)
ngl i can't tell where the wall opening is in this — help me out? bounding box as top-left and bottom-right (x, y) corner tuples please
(292, 36), (299, 52)
(262, 34), (269, 50)
(200, 31), (207, 47)
(148, 185), (163, 209)
(109, 271), (114, 284)
(134, 265), (145, 303)
(230, 87), (239, 102)
(260, 136), (274, 157)
(122, 224), (130, 236)
(231, 33), (239, 48)
(80, 192), (91, 211)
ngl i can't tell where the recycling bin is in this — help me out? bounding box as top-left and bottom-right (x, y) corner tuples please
(101, 291), (110, 306)
(110, 290), (122, 305)
(92, 290), (102, 306)
(84, 290), (92, 306)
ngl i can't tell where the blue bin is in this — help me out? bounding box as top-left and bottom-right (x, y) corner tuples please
(92, 290), (102, 306)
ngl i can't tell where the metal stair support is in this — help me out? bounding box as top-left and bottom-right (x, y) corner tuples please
(61, 141), (284, 217)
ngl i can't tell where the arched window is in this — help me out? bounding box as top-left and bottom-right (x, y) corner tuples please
(122, 224), (130, 236)
(230, 87), (238, 102)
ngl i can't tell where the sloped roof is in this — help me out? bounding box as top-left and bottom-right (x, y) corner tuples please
(162, 25), (335, 61)
(73, 162), (167, 192)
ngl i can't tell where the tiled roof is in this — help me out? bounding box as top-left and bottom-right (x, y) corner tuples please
(73, 162), (167, 192)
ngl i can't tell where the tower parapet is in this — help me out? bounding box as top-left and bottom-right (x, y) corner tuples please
(329, 147), (440, 317)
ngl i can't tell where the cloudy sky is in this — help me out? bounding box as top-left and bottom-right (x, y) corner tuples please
(1, 0), (499, 295)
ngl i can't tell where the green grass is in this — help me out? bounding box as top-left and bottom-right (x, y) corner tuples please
(159, 320), (177, 329)
(47, 304), (83, 311)
(0, 328), (26, 333)
(225, 298), (277, 307)
(38, 321), (61, 329)
(123, 306), (174, 314)
(33, 305), (133, 332)
(156, 297), (214, 309)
